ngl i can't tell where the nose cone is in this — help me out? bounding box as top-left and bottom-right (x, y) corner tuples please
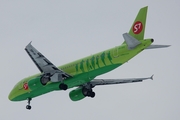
(8, 92), (12, 100)
(8, 81), (31, 101)
(8, 88), (15, 101)
(8, 83), (20, 101)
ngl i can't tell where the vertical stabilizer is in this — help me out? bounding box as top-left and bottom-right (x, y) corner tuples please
(128, 6), (148, 40)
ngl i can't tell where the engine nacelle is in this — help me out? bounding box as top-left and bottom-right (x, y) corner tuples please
(28, 77), (44, 90)
(69, 87), (85, 101)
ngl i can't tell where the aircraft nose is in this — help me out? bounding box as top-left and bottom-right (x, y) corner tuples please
(8, 85), (18, 101)
(8, 92), (12, 101)
(8, 89), (14, 101)
(8, 81), (29, 101)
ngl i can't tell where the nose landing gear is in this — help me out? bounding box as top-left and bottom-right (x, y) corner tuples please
(26, 98), (32, 110)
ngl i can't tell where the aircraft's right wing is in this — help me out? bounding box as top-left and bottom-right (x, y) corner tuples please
(25, 42), (72, 80)
(90, 75), (153, 87)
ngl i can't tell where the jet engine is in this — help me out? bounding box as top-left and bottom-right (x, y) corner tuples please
(69, 87), (85, 101)
(69, 87), (96, 101)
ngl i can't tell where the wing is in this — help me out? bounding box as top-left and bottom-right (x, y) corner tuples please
(25, 42), (72, 79)
(90, 75), (153, 87)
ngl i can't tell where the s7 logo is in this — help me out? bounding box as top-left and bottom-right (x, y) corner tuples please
(133, 21), (143, 34)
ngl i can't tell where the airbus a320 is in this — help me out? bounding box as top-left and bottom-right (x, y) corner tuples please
(8, 6), (170, 110)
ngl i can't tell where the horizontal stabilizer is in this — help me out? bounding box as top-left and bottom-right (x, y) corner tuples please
(146, 45), (171, 49)
(123, 33), (141, 50)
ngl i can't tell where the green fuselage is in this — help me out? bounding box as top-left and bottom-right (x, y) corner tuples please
(8, 39), (152, 101)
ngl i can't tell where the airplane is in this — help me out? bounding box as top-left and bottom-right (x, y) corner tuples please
(8, 6), (170, 110)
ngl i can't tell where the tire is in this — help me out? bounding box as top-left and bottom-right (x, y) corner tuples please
(59, 83), (68, 90)
(82, 88), (95, 97)
(90, 91), (95, 98)
(26, 105), (31, 110)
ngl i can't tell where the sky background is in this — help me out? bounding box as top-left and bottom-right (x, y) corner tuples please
(0, 0), (179, 120)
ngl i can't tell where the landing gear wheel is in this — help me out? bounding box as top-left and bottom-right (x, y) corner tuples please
(26, 105), (31, 110)
(82, 88), (96, 98)
(26, 98), (32, 110)
(59, 83), (68, 90)
(90, 91), (95, 98)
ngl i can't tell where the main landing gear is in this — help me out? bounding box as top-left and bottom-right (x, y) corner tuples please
(82, 88), (95, 98)
(40, 73), (68, 91)
(26, 98), (32, 110)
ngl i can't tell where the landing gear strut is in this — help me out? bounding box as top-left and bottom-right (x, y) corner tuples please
(26, 98), (32, 110)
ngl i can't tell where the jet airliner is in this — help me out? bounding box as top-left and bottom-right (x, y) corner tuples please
(8, 6), (170, 110)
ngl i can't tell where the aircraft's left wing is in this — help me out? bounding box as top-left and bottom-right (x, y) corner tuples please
(25, 42), (72, 79)
(90, 75), (153, 87)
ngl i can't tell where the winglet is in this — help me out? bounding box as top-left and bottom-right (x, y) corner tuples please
(26, 41), (32, 47)
(29, 41), (32, 45)
(150, 75), (154, 80)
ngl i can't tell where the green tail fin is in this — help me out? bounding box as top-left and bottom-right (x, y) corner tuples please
(128, 6), (148, 40)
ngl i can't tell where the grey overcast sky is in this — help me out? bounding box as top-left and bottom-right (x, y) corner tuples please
(1, 0), (179, 120)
